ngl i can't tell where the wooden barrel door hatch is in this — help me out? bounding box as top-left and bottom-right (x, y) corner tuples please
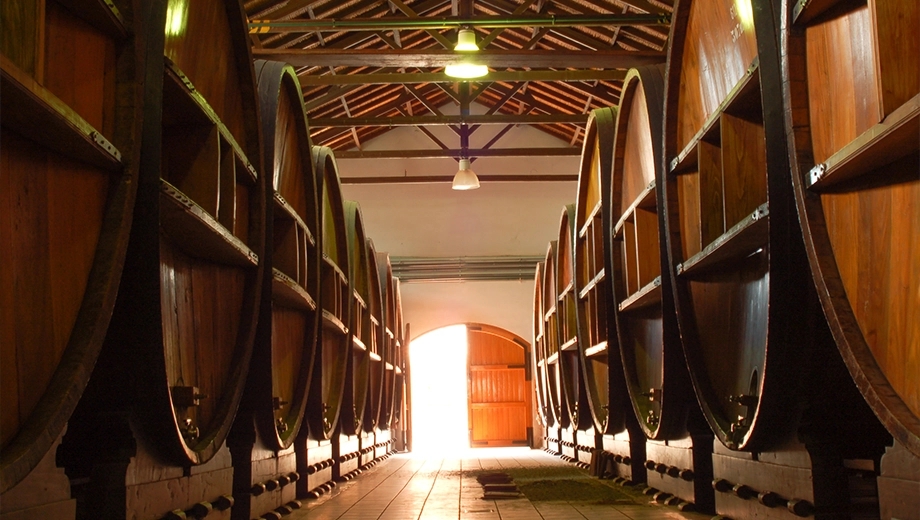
(153, 0), (267, 464)
(363, 240), (386, 433)
(573, 106), (631, 436)
(661, 0), (817, 451)
(467, 325), (532, 447)
(376, 252), (399, 430)
(1, 0), (144, 490)
(610, 66), (695, 440)
(782, 0), (920, 455)
(340, 201), (373, 436)
(310, 146), (351, 440)
(542, 241), (565, 428)
(557, 205), (593, 431)
(252, 59), (320, 449)
(532, 262), (550, 427)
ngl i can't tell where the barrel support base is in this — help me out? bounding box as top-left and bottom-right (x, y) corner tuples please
(297, 439), (334, 499)
(1, 429), (75, 519)
(228, 419), (298, 520)
(878, 441), (920, 520)
(643, 434), (714, 514)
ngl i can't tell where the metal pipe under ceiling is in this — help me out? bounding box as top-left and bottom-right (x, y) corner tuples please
(391, 256), (542, 282)
(249, 14), (671, 33)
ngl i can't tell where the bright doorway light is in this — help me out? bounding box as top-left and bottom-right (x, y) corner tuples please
(410, 324), (469, 456)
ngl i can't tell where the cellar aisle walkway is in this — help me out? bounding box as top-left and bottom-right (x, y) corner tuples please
(287, 447), (710, 520)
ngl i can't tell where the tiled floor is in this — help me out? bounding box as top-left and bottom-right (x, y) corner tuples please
(288, 448), (711, 519)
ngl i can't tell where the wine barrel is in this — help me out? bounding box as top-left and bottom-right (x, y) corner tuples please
(661, 0), (815, 451)
(251, 59), (320, 449)
(392, 279), (406, 431)
(781, 0), (920, 456)
(572, 106), (631, 436)
(0, 0), (144, 490)
(340, 201), (373, 435)
(556, 204), (592, 430)
(309, 146), (351, 440)
(128, 0), (266, 465)
(608, 66), (696, 440)
(542, 241), (565, 428)
(532, 262), (550, 426)
(364, 240), (386, 433)
(376, 252), (399, 430)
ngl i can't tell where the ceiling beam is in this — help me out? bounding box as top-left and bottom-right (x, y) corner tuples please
(339, 174), (578, 184)
(309, 113), (588, 127)
(248, 14), (670, 34)
(257, 48), (663, 69)
(334, 147), (579, 159)
(298, 69), (629, 86)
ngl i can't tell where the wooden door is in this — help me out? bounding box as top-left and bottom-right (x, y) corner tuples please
(467, 325), (531, 447)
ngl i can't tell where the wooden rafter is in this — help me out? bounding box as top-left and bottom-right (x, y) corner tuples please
(298, 69), (630, 86)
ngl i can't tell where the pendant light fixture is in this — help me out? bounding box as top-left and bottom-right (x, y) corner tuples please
(445, 28), (488, 79)
(452, 158), (480, 190)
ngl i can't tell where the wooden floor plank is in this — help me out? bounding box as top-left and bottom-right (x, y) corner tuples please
(287, 448), (711, 520)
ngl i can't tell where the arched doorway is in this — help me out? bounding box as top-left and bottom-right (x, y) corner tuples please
(409, 323), (533, 455)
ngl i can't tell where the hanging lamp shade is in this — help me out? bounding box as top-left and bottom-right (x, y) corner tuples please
(452, 159), (480, 190)
(445, 29), (488, 79)
(454, 28), (479, 51)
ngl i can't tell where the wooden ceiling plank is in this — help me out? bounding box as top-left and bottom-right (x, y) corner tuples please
(478, 0), (540, 48)
(434, 82), (461, 103)
(387, 0), (455, 49)
(405, 84), (446, 116)
(376, 30), (402, 49)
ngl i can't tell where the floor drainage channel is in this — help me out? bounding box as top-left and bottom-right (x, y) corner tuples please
(477, 472), (523, 500)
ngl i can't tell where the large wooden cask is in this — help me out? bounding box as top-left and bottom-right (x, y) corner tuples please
(1, 0), (145, 494)
(541, 241), (565, 429)
(376, 252), (399, 430)
(363, 240), (386, 433)
(391, 278), (407, 438)
(661, 0), (817, 451)
(309, 146), (351, 441)
(532, 262), (550, 427)
(610, 65), (715, 511)
(250, 59), (320, 450)
(145, 0), (266, 465)
(556, 204), (592, 431)
(225, 58), (316, 519)
(53, 1), (265, 515)
(57, 0), (265, 473)
(608, 66), (697, 441)
(781, 0), (920, 458)
(573, 107), (633, 436)
(341, 201), (373, 436)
